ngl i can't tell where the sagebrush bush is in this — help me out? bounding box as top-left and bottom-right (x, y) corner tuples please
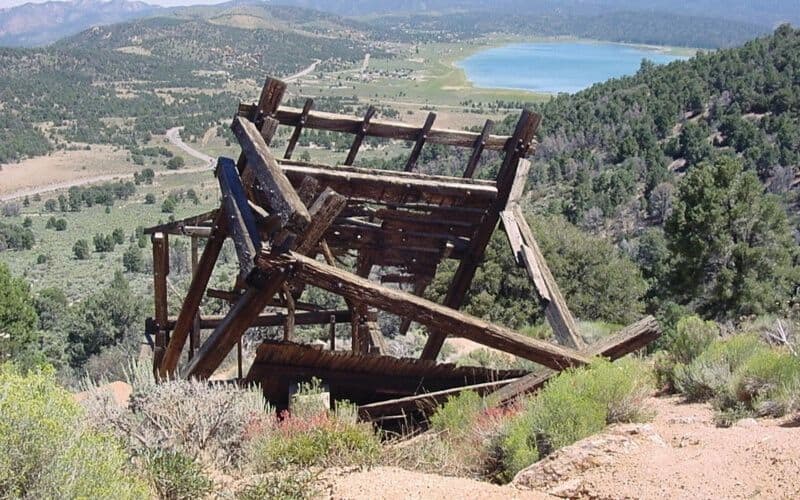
(729, 348), (800, 417)
(236, 471), (316, 500)
(0, 364), (148, 498)
(673, 334), (765, 402)
(496, 358), (654, 481)
(430, 391), (485, 438)
(654, 315), (718, 390)
(247, 409), (380, 470)
(82, 377), (270, 470)
(143, 449), (213, 500)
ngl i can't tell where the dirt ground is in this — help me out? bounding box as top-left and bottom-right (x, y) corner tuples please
(558, 396), (800, 499)
(323, 396), (800, 499)
(0, 146), (131, 199)
(317, 466), (551, 500)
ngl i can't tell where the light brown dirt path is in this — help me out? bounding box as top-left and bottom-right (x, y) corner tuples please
(317, 466), (552, 500)
(517, 396), (800, 499)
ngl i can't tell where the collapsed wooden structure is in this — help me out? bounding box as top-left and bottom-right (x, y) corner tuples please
(144, 76), (661, 420)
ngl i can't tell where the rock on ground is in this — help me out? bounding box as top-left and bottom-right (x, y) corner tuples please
(514, 396), (800, 499)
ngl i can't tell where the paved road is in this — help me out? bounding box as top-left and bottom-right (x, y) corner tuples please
(284, 59), (322, 83)
(165, 127), (215, 168)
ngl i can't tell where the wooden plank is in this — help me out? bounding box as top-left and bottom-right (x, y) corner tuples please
(359, 378), (516, 420)
(421, 110), (541, 360)
(164, 310), (352, 329)
(508, 159), (531, 206)
(257, 77), (288, 117)
(295, 188), (347, 255)
(284, 98), (314, 159)
(217, 157), (261, 277)
(152, 232), (169, 376)
(143, 210), (217, 235)
(512, 205), (583, 349)
(404, 112), (436, 172)
(160, 212), (228, 376)
(280, 164), (497, 208)
(344, 106), (376, 166)
(486, 316), (660, 407)
(256, 251), (592, 371)
(463, 119), (494, 178)
(267, 105), (516, 151)
(231, 116), (311, 231)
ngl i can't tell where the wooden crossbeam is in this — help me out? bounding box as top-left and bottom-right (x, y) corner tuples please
(421, 110), (541, 360)
(280, 163), (497, 208)
(143, 210), (217, 235)
(257, 251), (592, 371)
(344, 106), (376, 165)
(464, 119), (494, 178)
(232, 116), (311, 231)
(256, 105), (517, 150)
(404, 112), (436, 172)
(163, 310), (352, 330)
(284, 98), (314, 159)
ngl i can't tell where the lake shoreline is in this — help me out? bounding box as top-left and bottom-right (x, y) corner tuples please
(454, 40), (691, 95)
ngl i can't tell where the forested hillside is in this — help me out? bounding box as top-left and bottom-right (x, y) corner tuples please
(0, 15), (375, 163)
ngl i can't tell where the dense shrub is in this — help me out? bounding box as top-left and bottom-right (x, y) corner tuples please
(236, 471), (316, 500)
(653, 315), (719, 390)
(0, 221), (35, 250)
(84, 377), (268, 470)
(73, 238), (90, 259)
(0, 365), (148, 498)
(496, 358), (653, 481)
(143, 449), (213, 500)
(673, 334), (764, 402)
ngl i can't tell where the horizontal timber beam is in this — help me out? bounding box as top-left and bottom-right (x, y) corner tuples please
(163, 310), (352, 330)
(256, 251), (592, 371)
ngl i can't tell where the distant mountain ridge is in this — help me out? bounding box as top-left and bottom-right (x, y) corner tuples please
(0, 0), (161, 47)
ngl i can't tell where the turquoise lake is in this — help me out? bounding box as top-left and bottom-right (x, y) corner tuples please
(457, 42), (688, 94)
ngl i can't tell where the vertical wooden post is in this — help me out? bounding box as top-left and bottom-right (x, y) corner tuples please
(237, 339), (243, 380)
(189, 235), (200, 360)
(344, 106), (376, 166)
(284, 98), (314, 159)
(281, 284), (296, 341)
(463, 119), (494, 178)
(404, 112), (436, 172)
(152, 232), (169, 377)
(329, 314), (336, 351)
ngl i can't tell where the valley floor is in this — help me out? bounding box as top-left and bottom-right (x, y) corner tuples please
(321, 396), (800, 499)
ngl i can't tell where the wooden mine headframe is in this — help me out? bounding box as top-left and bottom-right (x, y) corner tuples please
(143, 76), (660, 417)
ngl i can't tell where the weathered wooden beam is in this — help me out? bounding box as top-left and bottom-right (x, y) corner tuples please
(160, 212), (228, 376)
(284, 98), (314, 159)
(143, 210), (217, 235)
(183, 187), (345, 380)
(344, 106), (376, 166)
(421, 110), (541, 360)
(358, 378), (516, 420)
(264, 105), (517, 151)
(152, 232), (169, 376)
(463, 119), (494, 178)
(486, 316), (660, 407)
(404, 112), (436, 172)
(295, 188), (347, 255)
(231, 116), (311, 231)
(164, 310), (352, 329)
(280, 163), (497, 208)
(257, 77), (288, 118)
(217, 157), (261, 278)
(511, 205), (584, 349)
(257, 251), (592, 370)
